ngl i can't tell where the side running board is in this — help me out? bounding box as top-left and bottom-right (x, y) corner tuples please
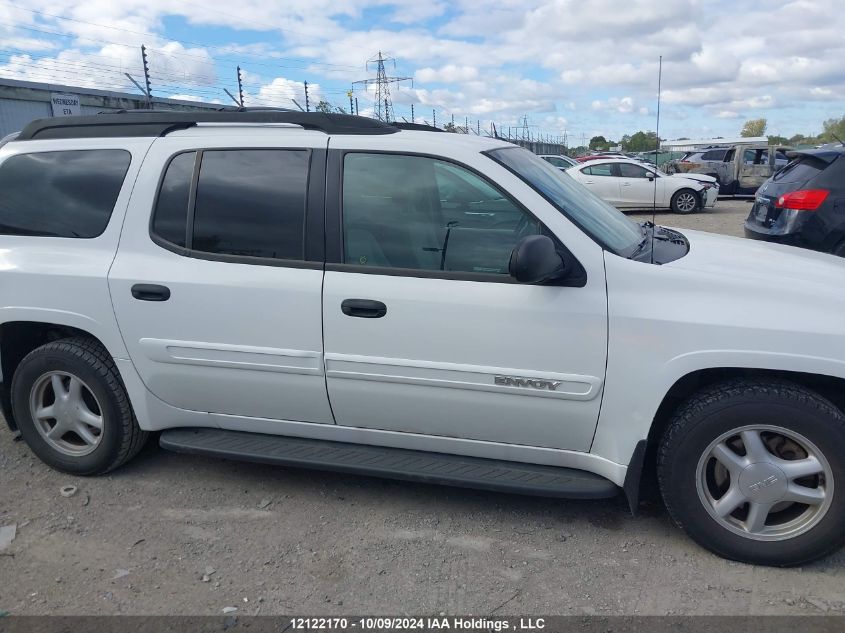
(160, 428), (619, 500)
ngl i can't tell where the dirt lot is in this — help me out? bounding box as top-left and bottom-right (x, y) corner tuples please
(2, 196), (844, 617)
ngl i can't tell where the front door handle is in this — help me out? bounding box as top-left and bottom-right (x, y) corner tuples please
(341, 299), (387, 319)
(131, 283), (171, 302)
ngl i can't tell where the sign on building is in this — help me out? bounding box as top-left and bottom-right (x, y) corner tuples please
(50, 93), (81, 117)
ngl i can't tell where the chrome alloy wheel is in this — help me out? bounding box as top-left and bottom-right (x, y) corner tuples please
(29, 371), (104, 457)
(696, 425), (833, 541)
(675, 191), (697, 213)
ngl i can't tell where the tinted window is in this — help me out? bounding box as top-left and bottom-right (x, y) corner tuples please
(701, 149), (727, 161)
(618, 163), (651, 178)
(584, 163), (614, 177)
(343, 153), (539, 274)
(192, 150), (308, 260)
(0, 150), (130, 238)
(543, 156), (567, 168)
(488, 147), (642, 257)
(152, 152), (195, 247)
(772, 155), (827, 184)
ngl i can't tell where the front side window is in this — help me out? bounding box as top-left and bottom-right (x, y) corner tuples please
(151, 149), (309, 261)
(487, 147), (642, 257)
(0, 149), (130, 238)
(618, 163), (651, 178)
(342, 153), (540, 275)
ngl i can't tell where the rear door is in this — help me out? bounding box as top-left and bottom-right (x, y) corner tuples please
(578, 163), (621, 205)
(738, 148), (772, 192)
(320, 145), (608, 451)
(109, 131), (334, 425)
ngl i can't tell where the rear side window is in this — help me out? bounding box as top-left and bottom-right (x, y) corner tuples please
(0, 149), (130, 238)
(701, 149), (727, 161)
(151, 149), (309, 261)
(583, 163), (614, 177)
(152, 152), (195, 247)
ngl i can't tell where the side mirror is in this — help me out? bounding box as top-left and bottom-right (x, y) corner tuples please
(509, 235), (565, 284)
(647, 175), (655, 181)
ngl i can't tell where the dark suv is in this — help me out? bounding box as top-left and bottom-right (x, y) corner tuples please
(744, 147), (845, 255)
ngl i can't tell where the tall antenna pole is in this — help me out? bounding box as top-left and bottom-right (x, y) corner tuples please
(411, 103), (415, 123)
(237, 66), (244, 108)
(140, 45), (152, 108)
(304, 81), (310, 112)
(355, 98), (359, 115)
(651, 55), (663, 264)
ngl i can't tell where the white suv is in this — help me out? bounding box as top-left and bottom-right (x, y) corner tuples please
(1, 111), (844, 566)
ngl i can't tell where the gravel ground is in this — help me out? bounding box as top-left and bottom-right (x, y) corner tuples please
(2, 196), (844, 617)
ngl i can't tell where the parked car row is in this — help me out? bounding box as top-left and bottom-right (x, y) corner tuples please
(542, 154), (718, 214)
(666, 143), (790, 195)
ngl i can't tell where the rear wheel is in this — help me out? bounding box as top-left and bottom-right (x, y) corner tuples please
(11, 337), (148, 475)
(658, 380), (845, 566)
(671, 188), (699, 214)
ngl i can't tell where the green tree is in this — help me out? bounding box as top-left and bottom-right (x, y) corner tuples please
(622, 130), (658, 152)
(314, 100), (347, 114)
(442, 122), (458, 133)
(741, 118), (768, 137)
(589, 135), (609, 150)
(767, 135), (789, 146)
(822, 115), (845, 143)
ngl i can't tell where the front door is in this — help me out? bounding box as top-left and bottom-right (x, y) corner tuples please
(321, 150), (608, 451)
(109, 134), (334, 424)
(617, 162), (664, 207)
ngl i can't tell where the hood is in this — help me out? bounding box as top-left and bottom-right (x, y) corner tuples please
(670, 172), (716, 185)
(666, 228), (845, 289)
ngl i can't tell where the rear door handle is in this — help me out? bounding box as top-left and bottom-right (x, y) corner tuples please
(131, 284), (171, 302)
(341, 299), (387, 318)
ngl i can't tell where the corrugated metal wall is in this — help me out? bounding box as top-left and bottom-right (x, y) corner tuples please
(0, 99), (51, 137)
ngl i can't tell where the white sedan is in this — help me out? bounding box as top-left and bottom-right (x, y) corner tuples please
(567, 158), (718, 213)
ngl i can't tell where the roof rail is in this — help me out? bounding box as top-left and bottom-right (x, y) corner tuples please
(17, 110), (399, 140)
(391, 122), (444, 133)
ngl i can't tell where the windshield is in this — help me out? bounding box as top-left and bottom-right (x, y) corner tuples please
(487, 146), (643, 256)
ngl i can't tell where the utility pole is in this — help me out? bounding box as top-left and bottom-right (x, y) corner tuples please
(433, 110), (436, 127)
(465, 116), (468, 133)
(237, 66), (244, 108)
(352, 51), (412, 122)
(304, 81), (310, 112)
(355, 98), (359, 115)
(411, 103), (415, 123)
(347, 90), (354, 114)
(140, 44), (152, 108)
(477, 120), (480, 135)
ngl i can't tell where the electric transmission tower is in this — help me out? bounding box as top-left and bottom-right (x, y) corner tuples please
(352, 52), (412, 123)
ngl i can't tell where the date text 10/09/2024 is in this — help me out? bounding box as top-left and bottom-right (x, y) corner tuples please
(289, 617), (547, 631)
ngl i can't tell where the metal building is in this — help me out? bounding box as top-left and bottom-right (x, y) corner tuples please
(0, 77), (231, 137)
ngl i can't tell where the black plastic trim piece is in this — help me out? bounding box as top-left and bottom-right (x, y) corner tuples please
(160, 428), (620, 500)
(623, 439), (648, 515)
(324, 148), (587, 287)
(341, 298), (387, 318)
(18, 112), (400, 140)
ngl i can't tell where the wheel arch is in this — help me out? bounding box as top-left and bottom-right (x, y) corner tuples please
(627, 367), (845, 512)
(0, 320), (123, 431)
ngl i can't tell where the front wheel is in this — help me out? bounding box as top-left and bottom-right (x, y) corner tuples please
(671, 188), (700, 214)
(658, 380), (845, 566)
(11, 337), (148, 475)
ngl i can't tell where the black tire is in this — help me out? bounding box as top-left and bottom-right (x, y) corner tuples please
(658, 379), (845, 566)
(670, 188), (700, 214)
(11, 337), (148, 475)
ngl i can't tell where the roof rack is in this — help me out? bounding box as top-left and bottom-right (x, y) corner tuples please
(391, 122), (444, 133)
(17, 111), (399, 141)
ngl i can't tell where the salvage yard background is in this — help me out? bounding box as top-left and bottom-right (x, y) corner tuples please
(2, 199), (844, 617)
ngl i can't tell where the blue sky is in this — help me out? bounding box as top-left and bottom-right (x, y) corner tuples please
(1, 0), (843, 144)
